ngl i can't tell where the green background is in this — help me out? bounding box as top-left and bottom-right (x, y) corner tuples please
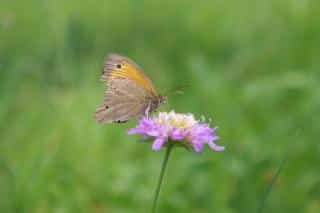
(1, 0), (319, 212)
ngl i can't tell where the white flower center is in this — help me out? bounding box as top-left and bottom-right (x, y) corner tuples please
(156, 111), (197, 130)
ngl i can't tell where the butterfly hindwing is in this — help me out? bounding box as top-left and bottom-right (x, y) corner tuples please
(95, 77), (150, 123)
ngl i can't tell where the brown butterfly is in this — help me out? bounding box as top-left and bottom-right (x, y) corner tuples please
(95, 54), (167, 123)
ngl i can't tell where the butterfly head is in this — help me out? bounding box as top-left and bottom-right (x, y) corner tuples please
(159, 95), (168, 104)
(148, 95), (167, 114)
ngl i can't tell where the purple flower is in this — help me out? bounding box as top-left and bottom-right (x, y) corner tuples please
(128, 111), (224, 152)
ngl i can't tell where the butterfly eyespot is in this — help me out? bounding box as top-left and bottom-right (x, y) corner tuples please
(116, 64), (122, 69)
(115, 120), (127, 123)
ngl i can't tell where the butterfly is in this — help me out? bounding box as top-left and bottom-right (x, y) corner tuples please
(95, 53), (167, 123)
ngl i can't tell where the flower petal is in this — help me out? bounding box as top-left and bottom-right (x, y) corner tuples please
(152, 138), (166, 151)
(208, 141), (225, 151)
(170, 128), (187, 140)
(193, 143), (204, 152)
(127, 128), (140, 135)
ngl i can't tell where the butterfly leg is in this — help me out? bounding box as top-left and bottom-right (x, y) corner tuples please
(145, 101), (152, 118)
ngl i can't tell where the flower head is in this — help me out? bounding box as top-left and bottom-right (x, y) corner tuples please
(128, 111), (224, 152)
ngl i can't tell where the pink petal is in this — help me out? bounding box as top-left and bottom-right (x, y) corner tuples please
(152, 138), (166, 151)
(208, 141), (225, 151)
(193, 143), (204, 152)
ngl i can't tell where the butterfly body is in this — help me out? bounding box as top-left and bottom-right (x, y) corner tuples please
(95, 54), (166, 123)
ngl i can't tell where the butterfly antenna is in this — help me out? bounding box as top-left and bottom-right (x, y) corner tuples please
(163, 84), (191, 98)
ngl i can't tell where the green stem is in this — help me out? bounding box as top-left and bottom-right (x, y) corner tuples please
(152, 144), (173, 213)
(256, 156), (287, 213)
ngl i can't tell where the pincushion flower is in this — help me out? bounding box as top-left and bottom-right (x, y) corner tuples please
(128, 111), (224, 152)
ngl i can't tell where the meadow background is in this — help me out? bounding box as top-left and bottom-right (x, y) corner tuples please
(0, 0), (319, 212)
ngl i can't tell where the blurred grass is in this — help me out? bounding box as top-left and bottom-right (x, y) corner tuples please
(0, 0), (320, 212)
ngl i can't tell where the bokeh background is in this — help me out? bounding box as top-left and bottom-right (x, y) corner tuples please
(1, 0), (319, 212)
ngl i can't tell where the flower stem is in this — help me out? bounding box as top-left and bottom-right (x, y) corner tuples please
(152, 144), (173, 213)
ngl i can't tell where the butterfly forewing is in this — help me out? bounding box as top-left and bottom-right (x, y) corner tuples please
(102, 54), (158, 95)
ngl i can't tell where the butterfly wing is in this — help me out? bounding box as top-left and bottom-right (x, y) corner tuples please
(95, 54), (159, 123)
(95, 78), (150, 123)
(102, 54), (158, 95)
